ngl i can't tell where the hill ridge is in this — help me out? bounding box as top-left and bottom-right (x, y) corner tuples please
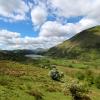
(47, 26), (100, 59)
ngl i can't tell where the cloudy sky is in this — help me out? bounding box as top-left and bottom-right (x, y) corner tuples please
(0, 0), (100, 50)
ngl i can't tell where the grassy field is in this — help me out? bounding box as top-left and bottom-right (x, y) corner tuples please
(0, 57), (100, 100)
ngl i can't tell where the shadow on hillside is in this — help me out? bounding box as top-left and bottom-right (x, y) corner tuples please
(70, 29), (100, 48)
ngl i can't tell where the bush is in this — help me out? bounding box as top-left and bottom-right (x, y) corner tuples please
(68, 64), (74, 68)
(68, 81), (91, 100)
(49, 68), (64, 81)
(95, 75), (100, 89)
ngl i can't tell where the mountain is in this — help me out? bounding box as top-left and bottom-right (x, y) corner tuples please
(0, 48), (47, 61)
(0, 50), (29, 61)
(32, 48), (48, 54)
(0, 49), (35, 61)
(47, 26), (100, 60)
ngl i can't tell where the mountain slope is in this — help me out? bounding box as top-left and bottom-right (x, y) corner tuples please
(47, 26), (100, 59)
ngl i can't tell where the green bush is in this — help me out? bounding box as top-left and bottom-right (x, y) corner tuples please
(68, 64), (74, 68)
(95, 75), (100, 89)
(68, 81), (91, 100)
(49, 68), (64, 81)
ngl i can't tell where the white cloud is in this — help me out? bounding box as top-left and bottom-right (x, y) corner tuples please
(39, 21), (69, 37)
(39, 19), (98, 38)
(44, 0), (100, 28)
(0, 30), (20, 38)
(0, 0), (100, 50)
(78, 18), (98, 31)
(31, 5), (47, 26)
(0, 0), (29, 21)
(39, 17), (99, 39)
(0, 17), (99, 50)
(31, 0), (100, 39)
(48, 0), (99, 18)
(0, 29), (66, 50)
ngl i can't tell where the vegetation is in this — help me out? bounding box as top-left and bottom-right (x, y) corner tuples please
(0, 26), (100, 100)
(68, 81), (91, 100)
(0, 57), (100, 100)
(47, 26), (100, 60)
(75, 71), (85, 80)
(49, 67), (64, 81)
(95, 75), (100, 89)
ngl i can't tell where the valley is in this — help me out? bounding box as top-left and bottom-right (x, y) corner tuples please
(0, 26), (100, 100)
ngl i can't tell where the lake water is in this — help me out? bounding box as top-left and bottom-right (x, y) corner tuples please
(25, 54), (44, 59)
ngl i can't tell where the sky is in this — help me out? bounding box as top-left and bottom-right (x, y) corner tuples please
(0, 0), (100, 50)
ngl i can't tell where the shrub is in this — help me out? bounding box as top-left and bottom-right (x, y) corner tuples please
(68, 64), (74, 68)
(95, 75), (100, 89)
(49, 68), (64, 81)
(67, 81), (91, 100)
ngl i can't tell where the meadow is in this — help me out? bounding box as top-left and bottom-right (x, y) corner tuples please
(0, 57), (100, 100)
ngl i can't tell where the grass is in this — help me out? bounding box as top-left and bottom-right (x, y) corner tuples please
(0, 60), (69, 100)
(0, 58), (100, 100)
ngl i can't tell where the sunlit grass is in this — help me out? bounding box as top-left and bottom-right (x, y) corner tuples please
(0, 59), (100, 100)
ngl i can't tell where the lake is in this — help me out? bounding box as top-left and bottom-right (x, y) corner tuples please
(25, 54), (44, 59)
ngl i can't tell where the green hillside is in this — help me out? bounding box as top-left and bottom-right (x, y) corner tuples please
(47, 26), (100, 60)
